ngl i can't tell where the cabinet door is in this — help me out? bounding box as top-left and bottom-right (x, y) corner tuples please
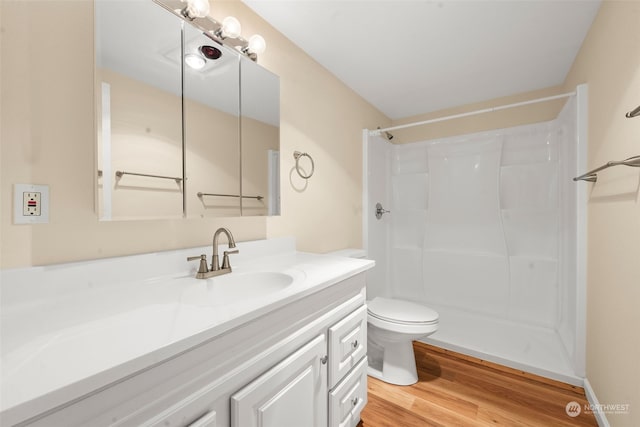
(328, 305), (367, 388)
(329, 357), (367, 427)
(231, 334), (327, 427)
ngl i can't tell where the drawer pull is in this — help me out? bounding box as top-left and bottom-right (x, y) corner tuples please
(351, 340), (358, 349)
(321, 355), (328, 365)
(351, 397), (359, 406)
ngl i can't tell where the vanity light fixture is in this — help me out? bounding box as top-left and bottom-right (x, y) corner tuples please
(155, 0), (267, 62)
(180, 0), (210, 20)
(185, 53), (206, 70)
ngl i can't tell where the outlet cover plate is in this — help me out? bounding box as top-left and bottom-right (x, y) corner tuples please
(14, 184), (49, 224)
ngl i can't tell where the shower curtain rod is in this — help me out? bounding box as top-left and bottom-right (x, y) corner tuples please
(370, 91), (576, 135)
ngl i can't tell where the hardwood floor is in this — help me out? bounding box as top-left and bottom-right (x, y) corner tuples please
(358, 342), (598, 427)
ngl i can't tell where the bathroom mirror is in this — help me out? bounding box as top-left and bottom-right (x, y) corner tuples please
(96, 0), (184, 220)
(95, 0), (280, 220)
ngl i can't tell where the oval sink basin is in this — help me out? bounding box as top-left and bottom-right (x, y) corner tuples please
(177, 271), (296, 307)
(205, 272), (294, 304)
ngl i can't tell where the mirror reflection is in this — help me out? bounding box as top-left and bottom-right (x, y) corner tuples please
(96, 0), (184, 220)
(183, 24), (241, 217)
(240, 57), (280, 216)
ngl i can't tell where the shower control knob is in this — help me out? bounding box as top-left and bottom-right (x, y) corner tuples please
(375, 202), (390, 219)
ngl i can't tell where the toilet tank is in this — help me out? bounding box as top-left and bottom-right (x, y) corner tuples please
(327, 248), (389, 300)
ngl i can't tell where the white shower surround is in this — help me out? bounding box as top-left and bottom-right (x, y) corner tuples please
(363, 88), (587, 385)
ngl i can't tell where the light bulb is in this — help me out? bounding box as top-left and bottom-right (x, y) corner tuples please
(247, 34), (266, 54)
(221, 16), (242, 38)
(185, 53), (206, 70)
(182, 0), (210, 19)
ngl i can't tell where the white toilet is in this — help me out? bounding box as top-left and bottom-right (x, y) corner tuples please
(367, 297), (438, 385)
(328, 249), (439, 386)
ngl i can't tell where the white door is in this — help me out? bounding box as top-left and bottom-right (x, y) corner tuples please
(231, 334), (327, 427)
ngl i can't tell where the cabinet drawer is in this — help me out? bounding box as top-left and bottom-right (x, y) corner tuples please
(185, 411), (217, 427)
(329, 357), (367, 427)
(137, 389), (217, 427)
(328, 305), (367, 388)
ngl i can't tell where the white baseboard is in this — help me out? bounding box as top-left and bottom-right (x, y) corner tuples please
(584, 378), (610, 427)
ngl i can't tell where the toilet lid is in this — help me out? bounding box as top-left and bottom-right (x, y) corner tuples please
(368, 297), (439, 325)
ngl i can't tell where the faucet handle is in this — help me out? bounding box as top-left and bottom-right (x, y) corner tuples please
(221, 249), (239, 270)
(187, 254), (209, 274)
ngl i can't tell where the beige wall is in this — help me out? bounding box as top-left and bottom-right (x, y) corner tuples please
(563, 1), (640, 425)
(0, 0), (389, 268)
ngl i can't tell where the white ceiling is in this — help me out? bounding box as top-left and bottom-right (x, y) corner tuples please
(242, 0), (601, 120)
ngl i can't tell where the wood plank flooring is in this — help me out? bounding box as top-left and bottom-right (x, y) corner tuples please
(358, 342), (598, 426)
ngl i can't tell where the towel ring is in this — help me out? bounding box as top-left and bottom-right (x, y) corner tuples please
(294, 151), (314, 179)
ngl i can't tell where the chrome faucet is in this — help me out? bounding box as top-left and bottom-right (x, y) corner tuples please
(187, 228), (239, 279)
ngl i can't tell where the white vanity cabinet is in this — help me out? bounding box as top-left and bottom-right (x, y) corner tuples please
(10, 273), (368, 427)
(230, 304), (368, 427)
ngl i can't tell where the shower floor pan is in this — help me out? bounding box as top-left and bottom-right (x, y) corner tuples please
(421, 304), (582, 386)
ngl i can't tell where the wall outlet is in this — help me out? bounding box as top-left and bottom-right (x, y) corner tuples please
(23, 192), (42, 216)
(14, 184), (49, 224)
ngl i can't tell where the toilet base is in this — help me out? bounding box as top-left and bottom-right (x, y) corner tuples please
(367, 339), (418, 386)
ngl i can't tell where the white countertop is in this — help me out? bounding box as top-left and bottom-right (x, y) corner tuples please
(0, 237), (373, 424)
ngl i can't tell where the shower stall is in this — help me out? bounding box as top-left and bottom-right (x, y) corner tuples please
(363, 86), (588, 385)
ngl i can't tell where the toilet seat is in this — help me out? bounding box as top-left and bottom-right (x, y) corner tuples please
(367, 297), (439, 325)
